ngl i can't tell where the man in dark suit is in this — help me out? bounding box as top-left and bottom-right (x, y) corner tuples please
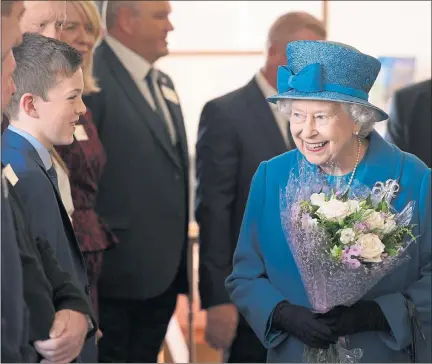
(1, 3), (29, 361)
(385, 79), (431, 167)
(1, 3), (29, 358)
(84, 1), (189, 362)
(195, 12), (326, 362)
(2, 33), (97, 362)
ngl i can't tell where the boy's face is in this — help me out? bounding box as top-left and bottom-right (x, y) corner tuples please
(33, 67), (86, 147)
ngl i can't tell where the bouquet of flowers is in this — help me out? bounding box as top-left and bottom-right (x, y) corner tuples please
(302, 190), (415, 269)
(280, 158), (416, 363)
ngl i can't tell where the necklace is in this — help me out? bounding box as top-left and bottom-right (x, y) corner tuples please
(319, 137), (362, 196)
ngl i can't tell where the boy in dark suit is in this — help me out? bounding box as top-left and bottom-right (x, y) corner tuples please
(2, 33), (96, 361)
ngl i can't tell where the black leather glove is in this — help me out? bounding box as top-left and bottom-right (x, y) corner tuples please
(272, 301), (338, 349)
(315, 301), (391, 337)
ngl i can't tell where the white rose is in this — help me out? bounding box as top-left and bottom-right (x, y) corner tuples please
(310, 193), (326, 207)
(356, 233), (385, 263)
(339, 228), (356, 244)
(316, 199), (351, 222)
(347, 200), (361, 214)
(382, 218), (397, 235)
(364, 210), (386, 230)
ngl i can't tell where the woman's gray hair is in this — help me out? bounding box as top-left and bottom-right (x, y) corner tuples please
(277, 99), (381, 138)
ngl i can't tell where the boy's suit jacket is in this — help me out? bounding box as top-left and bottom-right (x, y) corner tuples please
(2, 130), (98, 362)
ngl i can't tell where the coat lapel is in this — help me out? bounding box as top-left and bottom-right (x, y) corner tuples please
(245, 78), (289, 155)
(3, 130), (85, 268)
(100, 41), (182, 170)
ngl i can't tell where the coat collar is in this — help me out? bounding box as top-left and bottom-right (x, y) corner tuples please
(297, 130), (405, 196)
(2, 128), (47, 171)
(7, 126), (52, 170)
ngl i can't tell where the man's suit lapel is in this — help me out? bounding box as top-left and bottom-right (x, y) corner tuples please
(245, 78), (290, 155)
(100, 41), (182, 170)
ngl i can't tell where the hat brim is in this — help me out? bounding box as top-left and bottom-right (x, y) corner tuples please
(267, 90), (388, 121)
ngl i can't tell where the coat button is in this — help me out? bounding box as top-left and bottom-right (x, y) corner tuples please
(85, 285), (91, 294)
(174, 174), (180, 180)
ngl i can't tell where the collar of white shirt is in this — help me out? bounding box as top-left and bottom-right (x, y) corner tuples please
(254, 70), (289, 146)
(254, 69), (278, 100)
(105, 34), (155, 83)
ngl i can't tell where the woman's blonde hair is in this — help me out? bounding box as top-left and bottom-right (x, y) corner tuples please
(72, 1), (103, 95)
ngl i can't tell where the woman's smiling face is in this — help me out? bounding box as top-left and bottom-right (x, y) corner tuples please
(289, 100), (358, 168)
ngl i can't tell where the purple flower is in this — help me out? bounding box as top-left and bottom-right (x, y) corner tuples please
(346, 258), (361, 269)
(354, 222), (370, 232)
(335, 191), (343, 199)
(380, 212), (389, 219)
(342, 245), (362, 269)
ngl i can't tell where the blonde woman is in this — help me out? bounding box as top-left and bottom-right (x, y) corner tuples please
(56, 0), (118, 319)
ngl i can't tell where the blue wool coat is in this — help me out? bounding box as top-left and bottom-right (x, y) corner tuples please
(226, 131), (431, 363)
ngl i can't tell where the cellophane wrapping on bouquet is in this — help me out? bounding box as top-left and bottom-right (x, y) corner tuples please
(279, 157), (416, 363)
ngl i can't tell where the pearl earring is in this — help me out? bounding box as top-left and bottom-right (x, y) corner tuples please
(354, 130), (359, 136)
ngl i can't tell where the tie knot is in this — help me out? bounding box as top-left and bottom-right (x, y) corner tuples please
(47, 166), (58, 179)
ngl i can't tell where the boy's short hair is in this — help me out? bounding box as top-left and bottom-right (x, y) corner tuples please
(5, 33), (83, 119)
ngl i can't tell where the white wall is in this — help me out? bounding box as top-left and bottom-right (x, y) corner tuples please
(327, 0), (431, 136)
(328, 1), (431, 83)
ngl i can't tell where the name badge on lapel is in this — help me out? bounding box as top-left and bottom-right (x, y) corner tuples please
(161, 85), (179, 105)
(2, 164), (19, 186)
(74, 125), (89, 141)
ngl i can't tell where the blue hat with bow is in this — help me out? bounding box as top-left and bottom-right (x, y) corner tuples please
(267, 40), (388, 121)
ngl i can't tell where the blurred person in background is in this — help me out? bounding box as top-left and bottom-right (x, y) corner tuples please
(385, 79), (432, 167)
(20, 0), (66, 39)
(195, 12), (326, 362)
(57, 0), (118, 326)
(85, 1), (189, 362)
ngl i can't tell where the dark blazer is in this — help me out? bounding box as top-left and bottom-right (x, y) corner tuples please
(1, 134), (98, 361)
(385, 79), (431, 167)
(1, 129), (89, 288)
(196, 78), (294, 309)
(84, 40), (189, 300)
(1, 182), (31, 363)
(7, 178), (96, 342)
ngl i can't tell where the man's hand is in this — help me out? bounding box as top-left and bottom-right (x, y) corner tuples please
(34, 309), (88, 363)
(205, 304), (238, 350)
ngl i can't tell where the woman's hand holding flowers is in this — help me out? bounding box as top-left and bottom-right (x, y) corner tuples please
(315, 301), (390, 337)
(272, 301), (338, 349)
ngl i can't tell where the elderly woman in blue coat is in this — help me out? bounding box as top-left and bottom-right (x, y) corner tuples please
(225, 40), (431, 363)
